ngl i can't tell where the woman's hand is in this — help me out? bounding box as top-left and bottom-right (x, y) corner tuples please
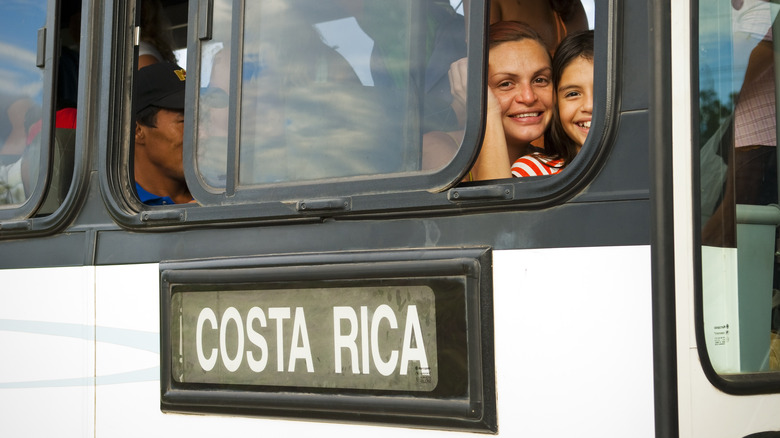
(485, 82), (502, 120)
(470, 86), (512, 181)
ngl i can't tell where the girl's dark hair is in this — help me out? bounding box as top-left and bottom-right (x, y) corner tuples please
(547, 30), (594, 166)
(489, 20), (550, 55)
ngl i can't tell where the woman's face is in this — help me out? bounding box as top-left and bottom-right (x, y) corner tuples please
(488, 39), (553, 146)
(557, 56), (593, 148)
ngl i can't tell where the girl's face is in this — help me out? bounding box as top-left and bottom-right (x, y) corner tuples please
(488, 40), (553, 146)
(557, 56), (593, 148)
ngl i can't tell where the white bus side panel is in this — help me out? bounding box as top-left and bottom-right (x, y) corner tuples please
(93, 245), (655, 437)
(492, 245), (656, 437)
(0, 266), (95, 438)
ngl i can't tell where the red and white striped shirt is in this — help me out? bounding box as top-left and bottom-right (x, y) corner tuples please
(511, 152), (565, 177)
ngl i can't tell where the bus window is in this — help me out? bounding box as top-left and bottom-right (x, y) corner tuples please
(194, 0), (467, 190)
(0, 1), (47, 207)
(0, 0), (80, 217)
(189, 1), (597, 198)
(699, 0), (780, 376)
(121, 0), (604, 221)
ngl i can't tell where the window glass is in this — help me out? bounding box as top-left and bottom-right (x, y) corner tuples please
(0, 0), (80, 217)
(196, 0), (467, 190)
(699, 0), (780, 374)
(196, 0), (232, 188)
(0, 1), (47, 207)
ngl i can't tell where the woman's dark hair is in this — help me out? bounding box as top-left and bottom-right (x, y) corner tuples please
(547, 29), (594, 166)
(489, 20), (551, 55)
(140, 0), (176, 63)
(550, 0), (583, 22)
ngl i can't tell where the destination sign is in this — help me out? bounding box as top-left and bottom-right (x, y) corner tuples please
(169, 285), (438, 391)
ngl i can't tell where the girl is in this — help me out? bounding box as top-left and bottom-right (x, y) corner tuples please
(511, 30), (593, 177)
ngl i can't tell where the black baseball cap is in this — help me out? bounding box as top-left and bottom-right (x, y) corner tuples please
(133, 62), (186, 116)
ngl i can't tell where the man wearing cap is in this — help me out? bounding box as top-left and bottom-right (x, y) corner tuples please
(134, 62), (192, 205)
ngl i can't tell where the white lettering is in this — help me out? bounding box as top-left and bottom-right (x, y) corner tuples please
(268, 307), (290, 372)
(246, 307), (269, 372)
(371, 304), (399, 376)
(288, 307), (314, 372)
(219, 307), (244, 372)
(192, 302), (427, 379)
(361, 306), (370, 375)
(196, 307), (218, 371)
(399, 305), (428, 375)
(333, 306), (360, 374)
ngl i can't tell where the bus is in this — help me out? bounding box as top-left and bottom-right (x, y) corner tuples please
(0, 0), (778, 436)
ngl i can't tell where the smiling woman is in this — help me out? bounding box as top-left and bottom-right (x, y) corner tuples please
(423, 21), (554, 181)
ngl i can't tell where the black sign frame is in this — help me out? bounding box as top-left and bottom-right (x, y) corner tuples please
(160, 247), (495, 433)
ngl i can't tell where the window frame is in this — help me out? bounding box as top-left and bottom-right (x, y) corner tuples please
(0, 0), (87, 235)
(105, 0), (619, 229)
(692, 0), (780, 395)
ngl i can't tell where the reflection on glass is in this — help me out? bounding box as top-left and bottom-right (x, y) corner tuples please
(195, 0), (466, 187)
(0, 1), (47, 206)
(196, 0), (232, 188)
(699, 0), (780, 374)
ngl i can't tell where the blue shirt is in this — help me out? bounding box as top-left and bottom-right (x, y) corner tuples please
(135, 182), (176, 206)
